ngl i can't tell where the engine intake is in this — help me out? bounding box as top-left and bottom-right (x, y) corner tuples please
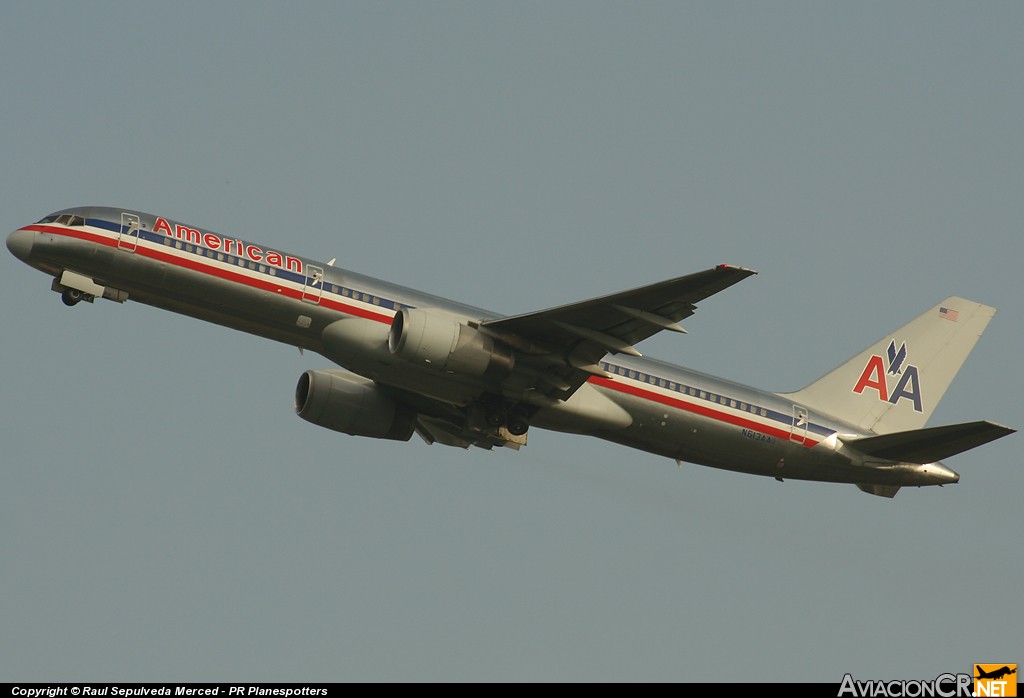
(295, 369), (415, 441)
(388, 308), (514, 378)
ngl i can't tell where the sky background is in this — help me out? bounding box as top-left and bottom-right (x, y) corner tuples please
(2, 1), (1021, 682)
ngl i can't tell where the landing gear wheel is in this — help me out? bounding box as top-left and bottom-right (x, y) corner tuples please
(61, 288), (83, 306)
(506, 416), (529, 436)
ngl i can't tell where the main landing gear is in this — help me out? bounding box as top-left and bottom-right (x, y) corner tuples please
(506, 413), (530, 437)
(483, 401), (531, 436)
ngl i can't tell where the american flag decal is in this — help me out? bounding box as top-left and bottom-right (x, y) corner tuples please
(939, 307), (959, 322)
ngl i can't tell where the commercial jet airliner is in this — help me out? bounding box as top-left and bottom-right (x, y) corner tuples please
(7, 207), (1014, 497)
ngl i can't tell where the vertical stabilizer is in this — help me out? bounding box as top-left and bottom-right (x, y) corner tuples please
(784, 297), (995, 434)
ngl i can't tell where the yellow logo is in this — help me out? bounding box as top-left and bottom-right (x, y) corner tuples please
(974, 664), (1017, 697)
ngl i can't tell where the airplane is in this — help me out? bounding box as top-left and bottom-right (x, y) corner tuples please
(975, 666), (1017, 681)
(6, 207), (1015, 497)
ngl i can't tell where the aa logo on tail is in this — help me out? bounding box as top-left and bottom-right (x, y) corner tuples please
(852, 340), (924, 413)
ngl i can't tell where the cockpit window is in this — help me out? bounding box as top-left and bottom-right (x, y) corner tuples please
(36, 213), (85, 226)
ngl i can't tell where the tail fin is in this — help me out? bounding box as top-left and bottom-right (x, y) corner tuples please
(784, 297), (995, 434)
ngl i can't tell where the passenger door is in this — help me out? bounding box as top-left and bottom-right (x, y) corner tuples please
(117, 212), (141, 252)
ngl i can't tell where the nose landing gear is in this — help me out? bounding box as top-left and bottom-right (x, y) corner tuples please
(61, 288), (88, 306)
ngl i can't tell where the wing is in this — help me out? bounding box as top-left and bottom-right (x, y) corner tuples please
(480, 264), (757, 402)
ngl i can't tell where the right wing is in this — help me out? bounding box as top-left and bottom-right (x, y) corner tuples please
(373, 265), (756, 450)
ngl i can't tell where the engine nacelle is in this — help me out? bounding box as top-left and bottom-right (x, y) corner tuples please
(295, 370), (415, 441)
(387, 308), (514, 378)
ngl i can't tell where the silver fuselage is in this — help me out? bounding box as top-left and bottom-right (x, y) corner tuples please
(7, 206), (960, 489)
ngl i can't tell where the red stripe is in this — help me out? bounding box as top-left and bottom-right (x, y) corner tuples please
(29, 224), (394, 324)
(588, 375), (820, 448)
(31, 224), (817, 445)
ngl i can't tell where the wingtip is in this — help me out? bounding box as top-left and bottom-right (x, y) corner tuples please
(716, 264), (758, 275)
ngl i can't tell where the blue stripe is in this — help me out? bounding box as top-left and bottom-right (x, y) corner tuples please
(601, 360), (835, 439)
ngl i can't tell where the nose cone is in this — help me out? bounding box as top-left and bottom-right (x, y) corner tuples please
(7, 229), (35, 262)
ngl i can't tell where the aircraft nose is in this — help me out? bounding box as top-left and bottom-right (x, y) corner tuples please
(7, 229), (35, 262)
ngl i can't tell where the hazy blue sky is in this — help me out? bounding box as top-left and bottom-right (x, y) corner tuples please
(2, 1), (1021, 682)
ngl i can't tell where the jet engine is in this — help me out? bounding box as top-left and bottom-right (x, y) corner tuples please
(295, 369), (415, 441)
(387, 308), (514, 378)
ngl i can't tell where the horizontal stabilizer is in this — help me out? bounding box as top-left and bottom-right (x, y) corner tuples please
(843, 421), (1015, 464)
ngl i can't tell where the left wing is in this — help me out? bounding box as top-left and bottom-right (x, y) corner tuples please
(479, 264), (756, 403)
